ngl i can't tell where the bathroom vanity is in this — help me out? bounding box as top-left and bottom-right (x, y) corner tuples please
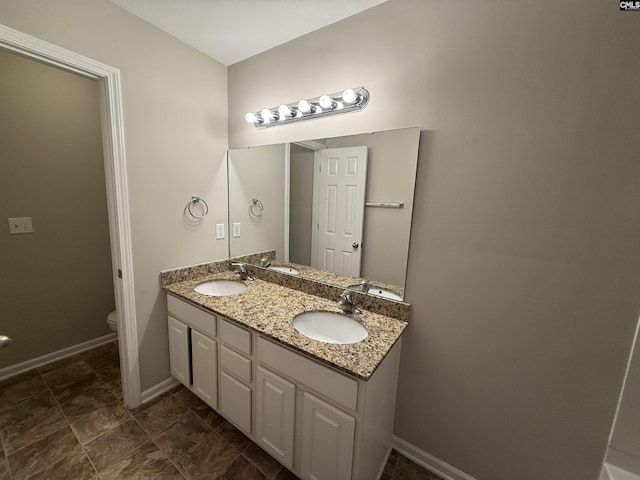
(162, 263), (408, 480)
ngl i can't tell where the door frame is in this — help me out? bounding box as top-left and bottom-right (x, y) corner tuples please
(311, 146), (368, 276)
(0, 24), (141, 407)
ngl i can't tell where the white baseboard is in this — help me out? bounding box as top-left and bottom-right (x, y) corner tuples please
(392, 435), (477, 480)
(0, 333), (117, 381)
(141, 376), (180, 404)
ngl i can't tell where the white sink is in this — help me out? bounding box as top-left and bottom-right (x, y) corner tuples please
(194, 280), (247, 296)
(293, 311), (367, 344)
(368, 287), (402, 301)
(268, 266), (300, 275)
(349, 285), (403, 301)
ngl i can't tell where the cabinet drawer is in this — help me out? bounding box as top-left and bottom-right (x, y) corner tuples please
(257, 337), (358, 411)
(220, 370), (252, 434)
(220, 344), (252, 383)
(167, 295), (216, 337)
(219, 318), (252, 355)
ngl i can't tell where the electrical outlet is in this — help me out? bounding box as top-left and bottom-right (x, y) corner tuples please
(8, 217), (33, 234)
(216, 223), (225, 240)
(232, 222), (241, 238)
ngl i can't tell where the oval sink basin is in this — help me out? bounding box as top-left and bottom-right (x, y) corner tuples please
(348, 285), (403, 301)
(293, 311), (367, 344)
(268, 266), (300, 275)
(194, 280), (247, 296)
(368, 288), (403, 301)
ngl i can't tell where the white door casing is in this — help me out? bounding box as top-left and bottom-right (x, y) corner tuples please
(312, 146), (368, 277)
(0, 24), (140, 407)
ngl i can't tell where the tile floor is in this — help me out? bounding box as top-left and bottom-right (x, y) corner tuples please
(0, 341), (442, 480)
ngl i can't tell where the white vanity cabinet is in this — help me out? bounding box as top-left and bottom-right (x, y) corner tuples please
(256, 337), (358, 480)
(191, 329), (218, 408)
(218, 318), (253, 435)
(256, 365), (296, 469)
(255, 336), (401, 480)
(167, 295), (218, 410)
(301, 391), (355, 480)
(166, 293), (402, 480)
(167, 316), (190, 387)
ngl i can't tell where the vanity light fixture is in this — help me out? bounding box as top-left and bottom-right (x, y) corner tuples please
(245, 112), (261, 124)
(261, 108), (278, 123)
(297, 99), (315, 114)
(277, 104), (296, 118)
(245, 87), (369, 129)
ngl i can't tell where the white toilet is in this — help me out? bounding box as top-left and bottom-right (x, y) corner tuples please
(107, 310), (118, 336)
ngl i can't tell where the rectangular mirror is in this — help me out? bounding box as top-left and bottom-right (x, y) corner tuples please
(228, 127), (420, 301)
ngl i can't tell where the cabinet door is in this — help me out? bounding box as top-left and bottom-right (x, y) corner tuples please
(256, 366), (295, 469)
(301, 392), (355, 480)
(220, 370), (252, 434)
(168, 316), (190, 388)
(191, 329), (217, 409)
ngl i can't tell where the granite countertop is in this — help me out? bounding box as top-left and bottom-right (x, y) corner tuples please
(164, 272), (407, 381)
(264, 260), (405, 299)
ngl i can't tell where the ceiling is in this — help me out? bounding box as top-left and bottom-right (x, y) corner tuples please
(110, 0), (388, 66)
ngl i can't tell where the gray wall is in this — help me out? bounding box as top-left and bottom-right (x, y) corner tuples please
(289, 144), (314, 265)
(228, 1), (640, 479)
(228, 144), (286, 259)
(0, 48), (114, 367)
(0, 0), (229, 390)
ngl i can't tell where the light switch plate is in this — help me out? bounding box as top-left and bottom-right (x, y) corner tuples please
(216, 223), (225, 240)
(232, 222), (241, 238)
(8, 217), (33, 234)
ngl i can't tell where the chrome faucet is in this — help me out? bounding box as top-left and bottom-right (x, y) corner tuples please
(231, 262), (253, 281)
(358, 278), (371, 293)
(260, 257), (271, 268)
(338, 290), (361, 315)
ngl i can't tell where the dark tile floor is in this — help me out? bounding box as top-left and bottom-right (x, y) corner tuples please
(0, 342), (441, 480)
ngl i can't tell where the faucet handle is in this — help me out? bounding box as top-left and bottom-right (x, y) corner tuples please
(231, 262), (246, 272)
(338, 290), (361, 314)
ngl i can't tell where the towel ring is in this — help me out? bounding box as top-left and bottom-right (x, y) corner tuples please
(249, 198), (264, 217)
(187, 196), (208, 220)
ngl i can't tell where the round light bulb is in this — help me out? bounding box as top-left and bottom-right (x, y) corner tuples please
(342, 89), (358, 105)
(245, 112), (260, 124)
(319, 95), (335, 110)
(278, 104), (293, 117)
(298, 99), (312, 114)
(261, 108), (276, 122)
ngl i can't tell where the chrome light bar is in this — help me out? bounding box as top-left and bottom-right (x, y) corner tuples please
(245, 87), (369, 129)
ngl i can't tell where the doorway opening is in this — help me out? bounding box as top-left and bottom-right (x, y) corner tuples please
(0, 24), (140, 407)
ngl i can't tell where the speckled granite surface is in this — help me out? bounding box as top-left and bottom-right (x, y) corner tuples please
(238, 252), (410, 322)
(260, 260), (405, 299)
(161, 254), (411, 322)
(164, 272), (408, 380)
(232, 251), (406, 299)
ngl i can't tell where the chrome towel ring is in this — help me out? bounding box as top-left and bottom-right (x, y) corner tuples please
(249, 198), (264, 217)
(187, 196), (209, 220)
